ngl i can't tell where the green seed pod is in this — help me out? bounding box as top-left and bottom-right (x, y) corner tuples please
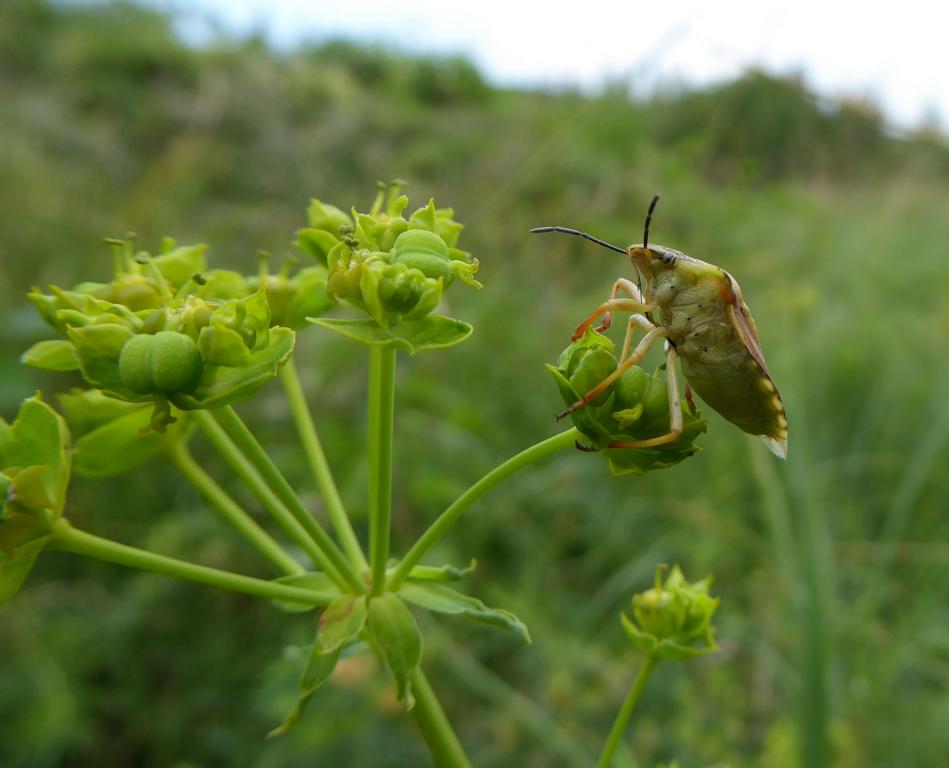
(391, 229), (454, 283)
(118, 331), (204, 395)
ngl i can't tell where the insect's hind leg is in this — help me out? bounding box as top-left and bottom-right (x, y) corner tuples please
(557, 326), (666, 420)
(595, 277), (646, 334)
(608, 346), (684, 449)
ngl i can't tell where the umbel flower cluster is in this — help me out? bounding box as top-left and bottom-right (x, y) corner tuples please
(22, 181), (482, 431)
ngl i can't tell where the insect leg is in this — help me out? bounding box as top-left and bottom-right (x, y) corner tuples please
(572, 298), (653, 341)
(595, 277), (645, 333)
(619, 313), (657, 362)
(608, 346), (684, 449)
(556, 326), (666, 420)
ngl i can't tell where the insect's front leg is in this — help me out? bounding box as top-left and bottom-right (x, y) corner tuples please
(608, 345), (684, 449)
(594, 277), (645, 334)
(557, 326), (666, 420)
(572, 297), (654, 341)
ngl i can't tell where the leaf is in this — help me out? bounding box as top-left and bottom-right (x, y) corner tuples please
(20, 340), (80, 371)
(308, 315), (472, 354)
(267, 645), (341, 737)
(365, 593), (423, 709)
(0, 536), (50, 606)
(5, 396), (71, 510)
(270, 571), (341, 612)
(402, 560), (477, 582)
(71, 405), (182, 478)
(56, 389), (142, 438)
(66, 323), (135, 391)
(399, 582), (531, 644)
(172, 327), (295, 410)
(315, 595), (368, 655)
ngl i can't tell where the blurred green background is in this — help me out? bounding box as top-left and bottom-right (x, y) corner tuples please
(2, 1), (948, 766)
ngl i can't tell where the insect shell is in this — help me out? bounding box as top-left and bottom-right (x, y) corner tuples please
(629, 240), (788, 458)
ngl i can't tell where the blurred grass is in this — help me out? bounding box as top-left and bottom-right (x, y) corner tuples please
(1, 1), (948, 766)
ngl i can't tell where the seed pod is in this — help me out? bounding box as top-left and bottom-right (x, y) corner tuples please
(118, 331), (203, 395)
(391, 229), (454, 283)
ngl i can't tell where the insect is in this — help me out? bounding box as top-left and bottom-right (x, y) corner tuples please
(531, 195), (788, 458)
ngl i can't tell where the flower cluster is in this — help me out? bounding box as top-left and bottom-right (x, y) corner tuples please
(24, 237), (295, 431)
(297, 181), (480, 329)
(547, 328), (707, 474)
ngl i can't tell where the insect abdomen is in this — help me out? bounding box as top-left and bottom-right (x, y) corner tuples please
(680, 352), (786, 442)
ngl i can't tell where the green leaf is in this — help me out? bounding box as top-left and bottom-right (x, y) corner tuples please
(0, 536), (50, 606)
(4, 396), (71, 510)
(309, 315), (472, 354)
(399, 582), (531, 644)
(295, 227), (342, 265)
(172, 327), (295, 410)
(20, 340), (80, 371)
(315, 595), (368, 655)
(67, 323), (135, 391)
(401, 560), (477, 582)
(56, 389), (142, 438)
(268, 645), (341, 737)
(71, 405), (183, 478)
(198, 324), (252, 366)
(152, 243), (208, 287)
(269, 571), (340, 612)
(365, 593), (423, 709)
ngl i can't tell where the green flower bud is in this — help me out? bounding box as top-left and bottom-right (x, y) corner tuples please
(197, 269), (249, 300)
(621, 565), (720, 661)
(633, 586), (686, 639)
(118, 331), (204, 395)
(248, 264), (333, 329)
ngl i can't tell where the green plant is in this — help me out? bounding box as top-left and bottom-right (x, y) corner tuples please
(4, 182), (724, 766)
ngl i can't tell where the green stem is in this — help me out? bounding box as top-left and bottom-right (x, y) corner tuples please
(279, 359), (367, 570)
(367, 345), (396, 596)
(596, 654), (658, 768)
(211, 405), (364, 589)
(51, 522), (336, 606)
(409, 668), (472, 768)
(388, 427), (579, 591)
(191, 410), (362, 593)
(169, 442), (303, 576)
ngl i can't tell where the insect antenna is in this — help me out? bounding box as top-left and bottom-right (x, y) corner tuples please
(529, 226), (627, 255)
(643, 194), (660, 249)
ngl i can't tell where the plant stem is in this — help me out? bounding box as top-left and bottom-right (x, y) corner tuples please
(51, 521), (336, 606)
(211, 404), (365, 587)
(191, 410), (362, 593)
(388, 427), (579, 591)
(169, 442), (303, 576)
(596, 654), (658, 768)
(409, 668), (472, 768)
(279, 359), (367, 570)
(367, 345), (396, 596)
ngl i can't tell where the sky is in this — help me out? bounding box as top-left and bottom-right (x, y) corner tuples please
(148, 0), (946, 131)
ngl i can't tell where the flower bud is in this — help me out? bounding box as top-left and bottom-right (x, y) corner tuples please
(621, 565), (719, 661)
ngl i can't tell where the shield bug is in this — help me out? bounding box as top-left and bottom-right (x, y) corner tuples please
(531, 196), (788, 458)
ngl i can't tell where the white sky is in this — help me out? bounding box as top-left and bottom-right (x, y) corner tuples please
(149, 0), (947, 130)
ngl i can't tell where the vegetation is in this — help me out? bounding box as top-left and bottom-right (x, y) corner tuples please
(2, 1), (948, 766)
